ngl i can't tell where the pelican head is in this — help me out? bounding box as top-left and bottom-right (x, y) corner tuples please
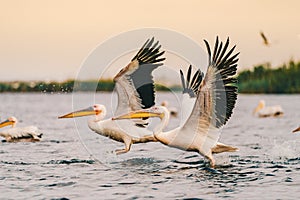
(253, 100), (266, 114)
(113, 106), (168, 121)
(161, 100), (169, 107)
(58, 104), (106, 121)
(0, 116), (17, 128)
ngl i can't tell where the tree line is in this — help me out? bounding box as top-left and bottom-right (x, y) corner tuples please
(237, 60), (300, 93)
(0, 79), (180, 93)
(1, 60), (299, 93)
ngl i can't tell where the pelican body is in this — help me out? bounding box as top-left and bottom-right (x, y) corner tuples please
(0, 117), (42, 142)
(113, 106), (238, 160)
(59, 37), (165, 154)
(113, 37), (240, 167)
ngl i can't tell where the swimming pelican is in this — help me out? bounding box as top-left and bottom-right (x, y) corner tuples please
(113, 37), (240, 167)
(160, 100), (178, 117)
(292, 126), (300, 133)
(0, 116), (42, 142)
(59, 37), (165, 154)
(253, 100), (284, 118)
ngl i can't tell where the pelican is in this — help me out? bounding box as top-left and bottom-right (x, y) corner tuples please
(292, 126), (300, 133)
(113, 37), (240, 167)
(253, 100), (284, 118)
(59, 37), (165, 154)
(260, 31), (270, 46)
(0, 116), (42, 142)
(160, 100), (178, 117)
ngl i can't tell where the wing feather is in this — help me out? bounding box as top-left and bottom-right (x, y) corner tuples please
(113, 37), (165, 115)
(180, 65), (204, 98)
(202, 37), (239, 128)
(181, 36), (239, 153)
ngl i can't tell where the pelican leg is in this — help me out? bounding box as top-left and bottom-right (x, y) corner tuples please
(205, 152), (215, 168)
(115, 137), (132, 155)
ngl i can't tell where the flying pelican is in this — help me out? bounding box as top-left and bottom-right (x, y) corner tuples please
(260, 31), (270, 46)
(253, 100), (284, 118)
(113, 37), (240, 167)
(59, 37), (165, 154)
(0, 116), (42, 142)
(292, 126), (300, 133)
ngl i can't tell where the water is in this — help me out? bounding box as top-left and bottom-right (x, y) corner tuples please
(1, 93), (300, 199)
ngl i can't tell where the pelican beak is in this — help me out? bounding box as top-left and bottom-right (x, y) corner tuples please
(58, 106), (97, 119)
(112, 109), (163, 120)
(292, 127), (300, 133)
(0, 119), (14, 128)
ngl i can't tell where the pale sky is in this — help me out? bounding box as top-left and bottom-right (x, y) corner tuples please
(1, 0), (300, 81)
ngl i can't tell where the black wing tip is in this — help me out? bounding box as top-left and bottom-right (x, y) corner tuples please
(132, 37), (166, 65)
(205, 36), (239, 73)
(180, 65), (203, 97)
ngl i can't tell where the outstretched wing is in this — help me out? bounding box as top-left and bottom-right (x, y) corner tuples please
(113, 37), (165, 116)
(181, 37), (239, 154)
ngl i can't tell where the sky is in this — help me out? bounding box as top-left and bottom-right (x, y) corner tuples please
(1, 0), (300, 81)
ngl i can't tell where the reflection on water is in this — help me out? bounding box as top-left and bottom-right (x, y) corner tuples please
(0, 93), (300, 199)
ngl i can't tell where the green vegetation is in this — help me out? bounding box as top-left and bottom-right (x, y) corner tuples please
(237, 60), (300, 93)
(1, 60), (300, 93)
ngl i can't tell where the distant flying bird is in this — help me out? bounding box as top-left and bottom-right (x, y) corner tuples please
(59, 37), (165, 154)
(253, 100), (284, 118)
(292, 126), (300, 133)
(260, 31), (270, 46)
(113, 37), (240, 167)
(0, 116), (42, 142)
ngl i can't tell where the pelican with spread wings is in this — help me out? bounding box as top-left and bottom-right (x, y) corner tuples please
(59, 37), (165, 154)
(113, 37), (239, 167)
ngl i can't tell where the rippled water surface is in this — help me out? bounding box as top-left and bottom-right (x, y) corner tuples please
(1, 93), (300, 199)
